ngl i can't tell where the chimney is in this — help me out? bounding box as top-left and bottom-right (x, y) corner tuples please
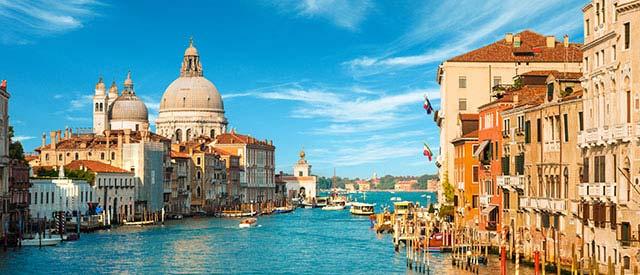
(105, 130), (111, 150)
(505, 33), (513, 44)
(50, 131), (57, 149)
(563, 35), (569, 47)
(56, 130), (62, 144)
(546, 36), (555, 48)
(41, 132), (46, 147)
(124, 129), (131, 144)
(513, 35), (521, 47)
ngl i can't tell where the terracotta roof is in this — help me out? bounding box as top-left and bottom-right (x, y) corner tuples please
(513, 86), (547, 107)
(35, 130), (170, 152)
(549, 71), (583, 80)
(561, 86), (584, 101)
(463, 130), (479, 138)
(25, 155), (38, 162)
(170, 150), (191, 159)
(447, 30), (582, 63)
(521, 70), (559, 76)
(212, 147), (235, 156)
(459, 113), (479, 121)
(215, 131), (274, 148)
(66, 160), (131, 173)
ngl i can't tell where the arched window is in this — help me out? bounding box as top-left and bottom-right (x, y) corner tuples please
(45, 153), (49, 161)
(101, 152), (105, 160)
(175, 129), (182, 143)
(95, 103), (99, 111)
(197, 170), (201, 180)
(111, 152), (115, 160)
(100, 103), (103, 111)
(210, 129), (215, 138)
(186, 129), (192, 141)
(196, 186), (201, 198)
(58, 154), (63, 161)
(563, 168), (569, 199)
(75, 152), (79, 160)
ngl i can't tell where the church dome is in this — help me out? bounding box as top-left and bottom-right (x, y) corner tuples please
(110, 94), (148, 121)
(160, 77), (223, 111)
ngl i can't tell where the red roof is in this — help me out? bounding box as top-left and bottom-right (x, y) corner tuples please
(212, 147), (235, 156)
(215, 131), (274, 148)
(459, 113), (479, 121)
(66, 160), (131, 173)
(447, 30), (582, 63)
(462, 130), (479, 138)
(170, 150), (191, 159)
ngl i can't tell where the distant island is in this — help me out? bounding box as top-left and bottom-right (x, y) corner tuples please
(315, 174), (439, 192)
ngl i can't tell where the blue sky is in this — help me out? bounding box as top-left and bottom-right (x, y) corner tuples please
(1, 0), (586, 178)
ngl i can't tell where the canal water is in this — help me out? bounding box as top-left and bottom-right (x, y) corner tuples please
(0, 191), (533, 274)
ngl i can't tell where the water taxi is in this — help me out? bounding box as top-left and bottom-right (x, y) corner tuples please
(273, 206), (295, 214)
(315, 197), (329, 207)
(239, 218), (257, 228)
(350, 202), (375, 215)
(219, 210), (257, 218)
(393, 201), (414, 216)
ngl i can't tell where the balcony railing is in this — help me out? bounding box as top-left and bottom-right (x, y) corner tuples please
(613, 123), (633, 141)
(511, 175), (525, 190)
(479, 195), (490, 206)
(457, 182), (464, 191)
(579, 182), (617, 202)
(519, 197), (531, 208)
(497, 176), (509, 188)
(543, 140), (560, 152)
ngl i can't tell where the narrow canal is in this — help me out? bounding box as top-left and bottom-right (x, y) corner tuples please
(0, 191), (534, 274)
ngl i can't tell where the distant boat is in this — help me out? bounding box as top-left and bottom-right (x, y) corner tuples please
(316, 197), (329, 207)
(239, 218), (257, 228)
(273, 206), (295, 214)
(21, 236), (62, 246)
(390, 197), (402, 202)
(350, 202), (375, 216)
(322, 204), (345, 211)
(219, 210), (257, 218)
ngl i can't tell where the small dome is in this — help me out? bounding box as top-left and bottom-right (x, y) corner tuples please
(108, 81), (118, 96)
(95, 77), (106, 93)
(109, 94), (148, 121)
(184, 37), (198, 56)
(160, 76), (223, 111)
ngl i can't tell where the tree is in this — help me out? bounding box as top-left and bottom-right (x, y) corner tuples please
(8, 126), (25, 160)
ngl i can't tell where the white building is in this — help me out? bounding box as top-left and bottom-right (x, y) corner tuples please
(66, 160), (137, 222)
(156, 38), (228, 142)
(282, 150), (316, 202)
(30, 176), (94, 220)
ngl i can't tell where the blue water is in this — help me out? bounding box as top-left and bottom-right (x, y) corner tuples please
(0, 191), (531, 274)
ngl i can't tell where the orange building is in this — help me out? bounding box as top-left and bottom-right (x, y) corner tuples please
(394, 180), (417, 191)
(451, 113), (479, 228)
(355, 180), (370, 191)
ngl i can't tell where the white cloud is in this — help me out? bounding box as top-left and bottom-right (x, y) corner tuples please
(344, 0), (585, 76)
(270, 0), (373, 31)
(69, 94), (93, 109)
(0, 0), (102, 44)
(13, 135), (35, 142)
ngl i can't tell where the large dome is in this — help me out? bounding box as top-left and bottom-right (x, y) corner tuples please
(159, 76), (224, 111)
(110, 93), (148, 121)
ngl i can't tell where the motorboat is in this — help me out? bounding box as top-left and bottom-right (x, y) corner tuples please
(390, 196), (402, 202)
(21, 236), (62, 246)
(315, 197), (329, 207)
(219, 210), (257, 218)
(273, 206), (295, 214)
(393, 201), (414, 216)
(350, 202), (375, 216)
(239, 218), (257, 228)
(322, 204), (345, 211)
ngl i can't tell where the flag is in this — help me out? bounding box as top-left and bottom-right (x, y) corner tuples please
(423, 95), (433, 115)
(423, 143), (433, 161)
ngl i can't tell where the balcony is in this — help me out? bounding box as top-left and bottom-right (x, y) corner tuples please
(613, 123), (633, 142)
(519, 197), (531, 209)
(479, 195), (491, 207)
(457, 182), (464, 191)
(511, 175), (525, 190)
(579, 182), (617, 202)
(543, 140), (560, 152)
(578, 132), (586, 148)
(496, 176), (510, 189)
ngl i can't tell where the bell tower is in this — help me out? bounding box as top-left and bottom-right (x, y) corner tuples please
(93, 77), (109, 135)
(293, 149), (311, 177)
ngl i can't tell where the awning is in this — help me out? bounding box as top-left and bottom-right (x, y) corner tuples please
(473, 140), (490, 157)
(481, 205), (497, 215)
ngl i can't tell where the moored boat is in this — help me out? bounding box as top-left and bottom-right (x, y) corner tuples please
(393, 201), (414, 216)
(350, 202), (375, 215)
(219, 210), (257, 218)
(315, 196), (329, 207)
(273, 206), (295, 214)
(322, 204), (345, 211)
(239, 218), (257, 228)
(21, 236), (62, 246)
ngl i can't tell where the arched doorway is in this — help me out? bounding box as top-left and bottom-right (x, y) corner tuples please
(299, 187), (306, 200)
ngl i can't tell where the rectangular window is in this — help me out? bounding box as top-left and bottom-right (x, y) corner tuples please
(472, 195), (478, 208)
(612, 45), (617, 60)
(502, 156), (510, 175)
(614, 154), (617, 183)
(547, 83), (554, 101)
(627, 91), (631, 123)
(493, 76), (502, 87)
(472, 166), (479, 183)
(578, 112), (584, 131)
(525, 121), (531, 143)
(563, 113), (569, 142)
(583, 157), (590, 183)
(586, 19), (590, 36)
(459, 76), (467, 88)
(537, 118), (542, 142)
(34, 192), (37, 205)
(459, 98), (467, 111)
(624, 22), (630, 49)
